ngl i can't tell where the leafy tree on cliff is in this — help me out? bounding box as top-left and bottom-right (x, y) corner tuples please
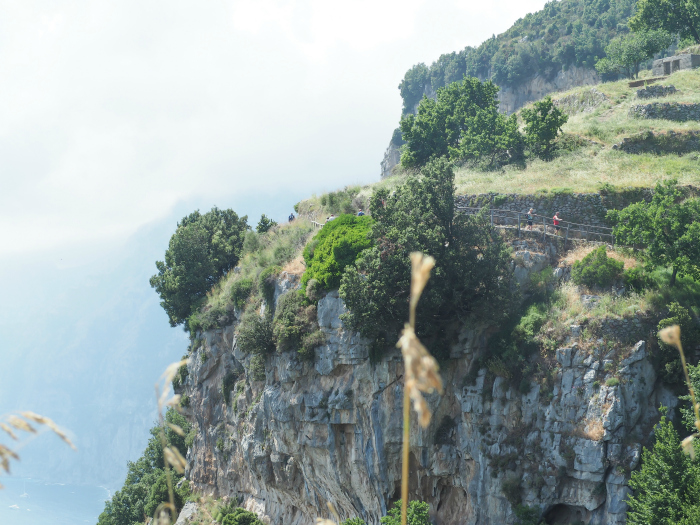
(381, 500), (431, 525)
(627, 416), (700, 524)
(150, 207), (248, 327)
(521, 96), (568, 160)
(399, 77), (523, 169)
(629, 0), (700, 45)
(256, 214), (277, 234)
(607, 180), (700, 286)
(339, 158), (511, 360)
(595, 30), (674, 79)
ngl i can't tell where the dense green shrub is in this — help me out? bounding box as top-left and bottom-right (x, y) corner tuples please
(143, 471), (189, 518)
(150, 207), (248, 327)
(319, 187), (361, 215)
(623, 266), (653, 294)
(249, 354), (266, 381)
(380, 500), (431, 525)
(341, 519), (367, 525)
(221, 372), (238, 404)
(627, 416), (700, 524)
(272, 292), (325, 360)
(237, 307), (275, 357)
(230, 278), (255, 310)
(171, 356), (189, 390)
(302, 214), (374, 291)
(97, 410), (192, 525)
(340, 158), (512, 361)
(608, 180), (700, 286)
(656, 302), (700, 389)
(221, 508), (264, 525)
(256, 214), (277, 233)
(514, 505), (540, 525)
(571, 246), (623, 289)
(258, 266), (281, 305)
(521, 96), (568, 160)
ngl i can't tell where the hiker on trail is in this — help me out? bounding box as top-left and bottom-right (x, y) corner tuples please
(527, 208), (534, 231)
(553, 212), (561, 235)
(357, 209), (365, 216)
(288, 213), (295, 222)
(327, 214), (336, 222)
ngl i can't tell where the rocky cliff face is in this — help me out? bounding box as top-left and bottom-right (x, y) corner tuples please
(380, 66), (600, 179)
(182, 245), (673, 525)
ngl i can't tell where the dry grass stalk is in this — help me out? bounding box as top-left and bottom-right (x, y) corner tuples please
(395, 252), (443, 525)
(659, 325), (700, 459)
(0, 411), (76, 490)
(152, 357), (190, 523)
(583, 418), (605, 441)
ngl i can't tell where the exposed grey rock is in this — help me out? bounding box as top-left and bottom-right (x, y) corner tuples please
(175, 502), (198, 524)
(183, 275), (670, 525)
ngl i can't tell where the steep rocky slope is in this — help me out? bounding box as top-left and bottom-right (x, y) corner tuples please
(181, 241), (674, 525)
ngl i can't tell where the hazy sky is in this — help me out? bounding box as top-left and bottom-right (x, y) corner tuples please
(0, 0), (550, 258)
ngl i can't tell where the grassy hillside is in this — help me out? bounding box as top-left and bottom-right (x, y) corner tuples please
(450, 68), (700, 195)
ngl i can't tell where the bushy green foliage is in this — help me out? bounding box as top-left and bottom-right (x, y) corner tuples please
(656, 302), (700, 389)
(172, 356), (189, 390)
(221, 372), (238, 405)
(230, 278), (255, 310)
(521, 96), (568, 160)
(398, 0), (637, 106)
(630, 0), (700, 45)
(258, 265), (281, 304)
(608, 180), (700, 286)
(623, 266), (653, 294)
(302, 215), (374, 291)
(221, 508), (264, 525)
(571, 246), (624, 289)
(272, 292), (324, 360)
(150, 208), (248, 327)
(341, 519), (367, 525)
(514, 505), (540, 525)
(256, 214), (277, 234)
(380, 500), (431, 525)
(319, 186), (362, 215)
(595, 30), (674, 79)
(249, 354), (266, 381)
(143, 471), (189, 518)
(399, 77), (523, 169)
(339, 158), (512, 361)
(97, 410), (192, 525)
(627, 416), (700, 524)
(237, 307), (275, 357)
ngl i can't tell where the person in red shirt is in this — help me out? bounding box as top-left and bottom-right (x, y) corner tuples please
(553, 212), (561, 235)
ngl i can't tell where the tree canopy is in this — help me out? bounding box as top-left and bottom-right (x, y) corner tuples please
(595, 30), (674, 79)
(607, 181), (700, 286)
(150, 207), (248, 327)
(399, 77), (522, 169)
(521, 96), (568, 159)
(629, 0), (700, 45)
(339, 158), (512, 360)
(627, 416), (700, 524)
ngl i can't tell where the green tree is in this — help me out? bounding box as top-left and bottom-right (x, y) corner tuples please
(627, 416), (700, 524)
(657, 303), (700, 389)
(399, 77), (523, 169)
(380, 500), (431, 525)
(256, 214), (277, 234)
(301, 214), (374, 291)
(339, 158), (512, 360)
(222, 508), (264, 525)
(571, 245), (624, 289)
(150, 208), (248, 327)
(595, 30), (674, 79)
(607, 180), (700, 286)
(630, 0), (700, 45)
(97, 409), (191, 525)
(521, 96), (568, 159)
(341, 519), (367, 525)
(399, 63), (431, 114)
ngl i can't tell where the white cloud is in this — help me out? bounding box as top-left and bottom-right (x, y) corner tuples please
(0, 0), (549, 256)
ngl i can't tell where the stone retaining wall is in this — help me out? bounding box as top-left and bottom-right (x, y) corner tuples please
(636, 85), (677, 99)
(629, 102), (700, 121)
(612, 130), (700, 154)
(455, 190), (652, 228)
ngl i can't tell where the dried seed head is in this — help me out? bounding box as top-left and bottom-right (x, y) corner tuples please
(167, 423), (185, 436)
(163, 446), (187, 474)
(0, 423), (18, 441)
(7, 416), (35, 434)
(397, 325), (444, 428)
(409, 252), (435, 312)
(682, 435), (696, 459)
(659, 325), (681, 349)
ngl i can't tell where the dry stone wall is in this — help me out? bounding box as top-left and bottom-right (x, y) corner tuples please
(629, 102), (700, 121)
(635, 85), (677, 99)
(612, 130), (700, 155)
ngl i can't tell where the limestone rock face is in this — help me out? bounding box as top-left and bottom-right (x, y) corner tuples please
(183, 278), (670, 525)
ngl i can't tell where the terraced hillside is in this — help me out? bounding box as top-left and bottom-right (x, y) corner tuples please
(450, 68), (700, 195)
